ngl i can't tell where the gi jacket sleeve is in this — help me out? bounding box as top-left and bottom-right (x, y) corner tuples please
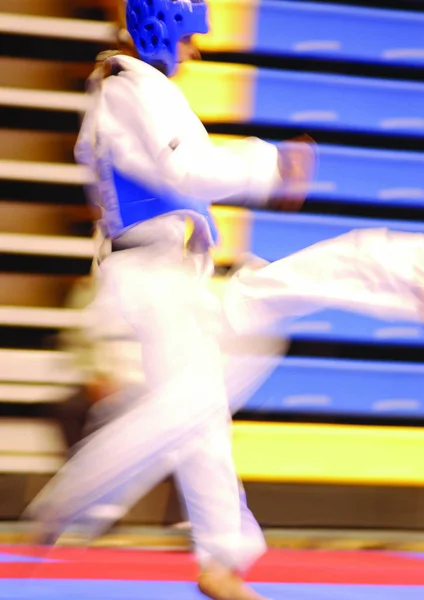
(98, 66), (282, 207)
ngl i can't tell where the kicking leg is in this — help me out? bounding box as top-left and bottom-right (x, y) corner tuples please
(224, 228), (424, 334)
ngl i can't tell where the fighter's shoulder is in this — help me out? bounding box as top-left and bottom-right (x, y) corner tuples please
(101, 55), (180, 104)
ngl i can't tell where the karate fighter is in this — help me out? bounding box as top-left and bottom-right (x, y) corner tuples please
(27, 2), (315, 599)
(26, 4), (424, 599)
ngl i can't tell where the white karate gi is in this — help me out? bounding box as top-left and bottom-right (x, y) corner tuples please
(226, 228), (424, 335)
(29, 53), (424, 573)
(27, 54), (285, 572)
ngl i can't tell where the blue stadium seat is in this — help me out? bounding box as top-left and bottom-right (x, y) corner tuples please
(283, 309), (424, 346)
(256, 1), (424, 68)
(254, 69), (424, 135)
(175, 63), (424, 136)
(244, 356), (424, 417)
(310, 145), (424, 208)
(250, 212), (424, 261)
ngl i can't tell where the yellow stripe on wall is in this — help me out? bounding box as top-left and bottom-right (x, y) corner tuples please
(232, 422), (424, 487)
(195, 0), (259, 53)
(210, 206), (252, 265)
(172, 62), (254, 122)
(210, 134), (244, 145)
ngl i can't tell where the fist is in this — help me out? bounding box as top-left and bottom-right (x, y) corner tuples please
(270, 134), (316, 212)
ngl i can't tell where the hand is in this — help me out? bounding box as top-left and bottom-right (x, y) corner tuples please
(270, 134), (316, 212)
(85, 376), (121, 404)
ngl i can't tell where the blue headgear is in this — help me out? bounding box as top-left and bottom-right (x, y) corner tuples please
(125, 0), (209, 76)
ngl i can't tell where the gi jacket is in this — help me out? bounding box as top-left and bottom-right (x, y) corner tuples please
(75, 54), (281, 257)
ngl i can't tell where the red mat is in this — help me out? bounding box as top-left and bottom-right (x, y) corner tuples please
(1, 547), (424, 585)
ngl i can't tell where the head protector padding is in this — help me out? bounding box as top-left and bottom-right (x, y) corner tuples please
(126, 0), (209, 76)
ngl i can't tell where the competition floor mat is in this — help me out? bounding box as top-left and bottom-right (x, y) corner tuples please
(0, 546), (424, 599)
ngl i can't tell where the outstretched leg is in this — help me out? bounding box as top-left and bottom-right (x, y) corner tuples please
(225, 228), (424, 334)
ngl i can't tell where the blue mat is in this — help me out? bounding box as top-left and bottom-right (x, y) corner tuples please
(1, 580), (423, 600)
(0, 552), (54, 564)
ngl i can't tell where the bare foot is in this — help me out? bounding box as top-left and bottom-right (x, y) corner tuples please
(198, 568), (270, 600)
